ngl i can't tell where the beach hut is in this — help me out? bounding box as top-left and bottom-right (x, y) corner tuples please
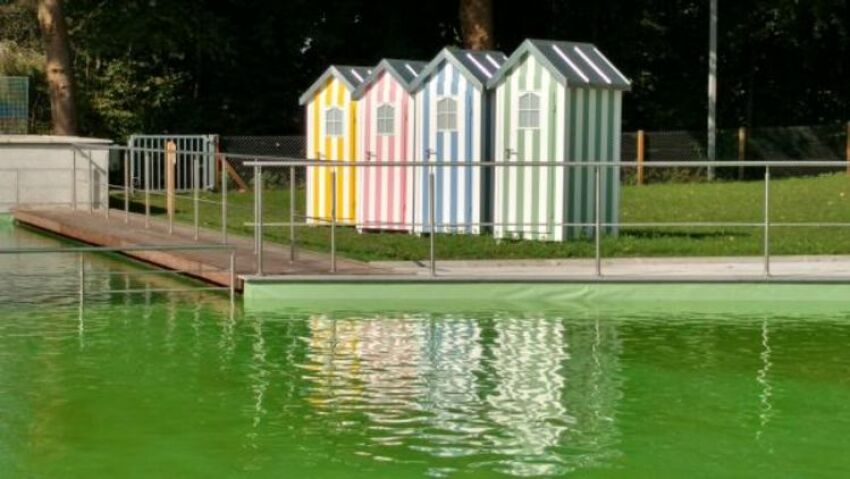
(353, 59), (426, 231)
(488, 39), (630, 241)
(410, 47), (507, 235)
(299, 65), (372, 225)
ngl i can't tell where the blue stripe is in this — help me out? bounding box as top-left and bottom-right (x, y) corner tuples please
(449, 66), (460, 231)
(450, 131), (458, 231)
(436, 131), (444, 229)
(464, 84), (474, 233)
(422, 83), (431, 232)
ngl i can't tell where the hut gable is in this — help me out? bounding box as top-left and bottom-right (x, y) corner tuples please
(299, 65), (372, 105)
(411, 48), (507, 92)
(487, 39), (630, 91)
(353, 59), (427, 99)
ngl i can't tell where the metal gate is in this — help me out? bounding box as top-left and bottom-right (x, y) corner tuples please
(128, 135), (217, 191)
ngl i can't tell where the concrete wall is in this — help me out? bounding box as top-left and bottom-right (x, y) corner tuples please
(0, 136), (111, 213)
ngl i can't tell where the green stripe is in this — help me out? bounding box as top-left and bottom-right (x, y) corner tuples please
(515, 58), (529, 237)
(593, 89), (603, 237)
(606, 90), (616, 233)
(530, 60), (542, 239)
(500, 69), (511, 237)
(567, 88), (579, 239)
(547, 78), (557, 240)
(580, 89), (591, 238)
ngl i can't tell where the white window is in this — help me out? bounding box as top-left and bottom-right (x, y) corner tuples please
(325, 107), (344, 137)
(436, 97), (457, 131)
(518, 92), (540, 129)
(377, 104), (395, 135)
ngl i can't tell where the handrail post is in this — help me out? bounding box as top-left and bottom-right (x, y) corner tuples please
(221, 154), (228, 244)
(78, 252), (85, 304)
(88, 150), (94, 214)
(15, 169), (20, 207)
(193, 151), (200, 241)
(595, 165), (602, 277)
(253, 164), (259, 254)
(229, 250), (236, 309)
(254, 165), (264, 275)
(429, 170), (436, 276)
(763, 166), (771, 278)
(330, 170), (337, 273)
(144, 152), (150, 229)
(123, 150), (130, 223)
(289, 165), (296, 263)
(636, 130), (645, 186)
(71, 148), (77, 210)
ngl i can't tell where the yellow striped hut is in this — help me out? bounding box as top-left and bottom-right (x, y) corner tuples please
(488, 39), (630, 241)
(299, 65), (372, 225)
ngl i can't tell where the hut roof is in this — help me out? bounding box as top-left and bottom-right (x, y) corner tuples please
(298, 65), (373, 105)
(352, 59), (427, 99)
(487, 39), (631, 91)
(411, 47), (508, 92)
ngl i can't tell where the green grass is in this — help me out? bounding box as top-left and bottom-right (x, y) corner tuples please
(115, 172), (850, 261)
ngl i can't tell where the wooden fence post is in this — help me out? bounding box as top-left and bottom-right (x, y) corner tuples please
(738, 126), (747, 180)
(166, 140), (176, 219)
(636, 129), (645, 186)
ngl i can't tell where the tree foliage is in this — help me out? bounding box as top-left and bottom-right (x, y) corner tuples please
(1, 0), (847, 139)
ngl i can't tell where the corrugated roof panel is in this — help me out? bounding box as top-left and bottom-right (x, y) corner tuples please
(488, 39), (630, 90)
(382, 59), (427, 88)
(455, 49), (507, 84)
(299, 64), (374, 105)
(411, 47), (508, 92)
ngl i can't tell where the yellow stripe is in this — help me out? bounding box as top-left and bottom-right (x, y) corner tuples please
(348, 100), (358, 222)
(334, 82), (348, 218)
(311, 98), (320, 221)
(323, 78), (334, 220)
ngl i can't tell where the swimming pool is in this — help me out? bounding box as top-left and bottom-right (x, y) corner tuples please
(2, 222), (850, 477)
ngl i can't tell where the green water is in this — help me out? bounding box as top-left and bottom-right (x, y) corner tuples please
(2, 225), (850, 478)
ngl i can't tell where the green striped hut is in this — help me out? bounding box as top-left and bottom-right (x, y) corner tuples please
(487, 39), (630, 241)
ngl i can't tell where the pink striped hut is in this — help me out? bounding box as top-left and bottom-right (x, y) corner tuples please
(352, 59), (427, 232)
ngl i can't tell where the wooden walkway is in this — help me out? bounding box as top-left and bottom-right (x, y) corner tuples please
(11, 208), (390, 290)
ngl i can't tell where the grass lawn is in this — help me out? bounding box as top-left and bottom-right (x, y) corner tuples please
(114, 172), (850, 261)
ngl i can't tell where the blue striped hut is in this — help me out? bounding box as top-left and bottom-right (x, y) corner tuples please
(410, 47), (507, 234)
(488, 39), (630, 241)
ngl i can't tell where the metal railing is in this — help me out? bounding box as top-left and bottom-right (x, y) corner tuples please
(0, 244), (237, 308)
(69, 141), (850, 280)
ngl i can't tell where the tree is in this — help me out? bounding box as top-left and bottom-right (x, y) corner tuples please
(459, 0), (494, 50)
(36, 0), (77, 135)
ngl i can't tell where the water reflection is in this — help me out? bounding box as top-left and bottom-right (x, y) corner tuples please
(302, 312), (624, 476)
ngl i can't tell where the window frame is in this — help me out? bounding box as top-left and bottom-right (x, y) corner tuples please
(376, 103), (395, 136)
(324, 107), (344, 137)
(436, 97), (458, 132)
(517, 91), (541, 130)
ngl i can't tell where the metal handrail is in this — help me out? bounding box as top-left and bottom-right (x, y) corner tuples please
(0, 244), (237, 308)
(80, 141), (850, 283)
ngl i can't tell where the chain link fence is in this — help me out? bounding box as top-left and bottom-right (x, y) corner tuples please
(622, 123), (847, 183)
(219, 125), (845, 187)
(219, 136), (305, 187)
(0, 76), (28, 134)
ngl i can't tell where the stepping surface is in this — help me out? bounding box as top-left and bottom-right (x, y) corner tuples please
(11, 208), (390, 290)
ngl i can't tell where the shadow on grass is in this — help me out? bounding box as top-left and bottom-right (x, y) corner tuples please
(109, 196), (168, 215)
(620, 229), (752, 239)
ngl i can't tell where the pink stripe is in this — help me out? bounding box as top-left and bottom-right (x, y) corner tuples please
(387, 79), (397, 228)
(374, 73), (384, 228)
(363, 84), (372, 227)
(399, 93), (409, 228)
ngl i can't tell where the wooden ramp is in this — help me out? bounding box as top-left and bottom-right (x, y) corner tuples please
(11, 209), (390, 291)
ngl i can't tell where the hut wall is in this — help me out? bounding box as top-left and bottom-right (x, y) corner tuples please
(305, 76), (359, 225)
(414, 61), (487, 234)
(357, 71), (416, 231)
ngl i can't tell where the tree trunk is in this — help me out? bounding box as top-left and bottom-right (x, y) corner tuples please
(37, 0), (78, 135)
(459, 0), (494, 50)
